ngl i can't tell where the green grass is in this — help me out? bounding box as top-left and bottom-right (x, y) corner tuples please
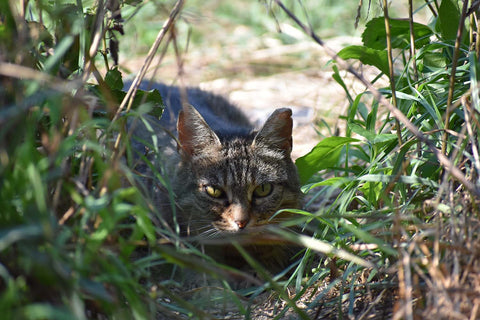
(1, 0), (480, 318)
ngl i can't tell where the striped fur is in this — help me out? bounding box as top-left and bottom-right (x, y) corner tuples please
(132, 85), (301, 238)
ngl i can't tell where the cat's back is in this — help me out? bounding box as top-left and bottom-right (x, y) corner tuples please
(144, 83), (253, 136)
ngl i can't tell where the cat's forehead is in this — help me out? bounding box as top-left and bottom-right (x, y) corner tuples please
(221, 137), (285, 159)
(192, 138), (288, 185)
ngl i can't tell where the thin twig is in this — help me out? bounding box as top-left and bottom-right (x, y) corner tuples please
(424, 0), (437, 17)
(82, 0), (106, 83)
(0, 62), (79, 91)
(463, 98), (480, 173)
(397, 248), (413, 320)
(273, 0), (480, 197)
(437, 122), (468, 215)
(475, 12), (480, 58)
(355, 0), (364, 29)
(357, 289), (387, 320)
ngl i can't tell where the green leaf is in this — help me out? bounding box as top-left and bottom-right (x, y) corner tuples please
(0, 225), (43, 252)
(301, 177), (351, 193)
(348, 122), (397, 145)
(79, 278), (114, 302)
(332, 64), (353, 104)
(43, 35), (75, 73)
(105, 68), (124, 91)
(362, 17), (433, 50)
(437, 0), (461, 41)
(132, 89), (164, 118)
(89, 86), (164, 119)
(295, 137), (359, 184)
(357, 174), (439, 188)
(267, 228), (376, 268)
(470, 53), (480, 113)
(422, 52), (448, 69)
(337, 45), (389, 75)
(21, 304), (74, 320)
(133, 206), (155, 242)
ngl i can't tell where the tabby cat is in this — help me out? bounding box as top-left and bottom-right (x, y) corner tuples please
(130, 83), (301, 266)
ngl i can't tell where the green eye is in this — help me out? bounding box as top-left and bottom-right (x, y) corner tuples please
(204, 185), (224, 198)
(253, 183), (273, 197)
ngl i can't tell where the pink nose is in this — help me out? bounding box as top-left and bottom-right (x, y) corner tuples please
(235, 219), (249, 229)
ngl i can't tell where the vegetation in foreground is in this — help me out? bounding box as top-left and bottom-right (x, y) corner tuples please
(1, 0), (479, 319)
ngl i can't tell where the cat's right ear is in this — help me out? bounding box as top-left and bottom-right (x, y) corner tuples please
(177, 104), (222, 157)
(253, 108), (293, 154)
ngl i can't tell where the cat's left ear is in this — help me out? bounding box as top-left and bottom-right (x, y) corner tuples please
(177, 104), (222, 157)
(253, 108), (293, 154)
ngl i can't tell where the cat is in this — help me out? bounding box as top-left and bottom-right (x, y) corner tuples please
(129, 83), (302, 270)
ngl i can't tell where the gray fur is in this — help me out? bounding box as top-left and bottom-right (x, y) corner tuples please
(130, 84), (301, 237)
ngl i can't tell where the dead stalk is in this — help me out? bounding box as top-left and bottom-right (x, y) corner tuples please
(82, 0), (107, 83)
(463, 99), (480, 173)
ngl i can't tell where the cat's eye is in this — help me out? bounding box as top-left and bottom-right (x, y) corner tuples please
(253, 183), (273, 197)
(204, 185), (224, 198)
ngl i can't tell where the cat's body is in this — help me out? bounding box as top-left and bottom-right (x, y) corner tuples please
(130, 83), (301, 269)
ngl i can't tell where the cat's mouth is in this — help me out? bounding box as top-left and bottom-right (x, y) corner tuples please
(212, 217), (278, 233)
(193, 224), (289, 246)
(212, 220), (253, 233)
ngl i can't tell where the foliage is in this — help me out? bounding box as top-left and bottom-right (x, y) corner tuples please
(1, 0), (480, 319)
(291, 0), (480, 317)
(0, 0), (164, 318)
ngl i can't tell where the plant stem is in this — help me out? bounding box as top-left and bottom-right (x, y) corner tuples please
(82, 0), (106, 83)
(408, 0), (419, 82)
(382, 0), (403, 147)
(423, 0), (437, 17)
(441, 0), (469, 155)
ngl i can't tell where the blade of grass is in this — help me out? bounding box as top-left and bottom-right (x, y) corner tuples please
(267, 226), (376, 269)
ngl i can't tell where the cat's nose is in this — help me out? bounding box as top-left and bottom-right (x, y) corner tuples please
(235, 219), (249, 230)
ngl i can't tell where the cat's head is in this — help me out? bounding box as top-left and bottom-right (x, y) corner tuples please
(173, 105), (301, 235)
